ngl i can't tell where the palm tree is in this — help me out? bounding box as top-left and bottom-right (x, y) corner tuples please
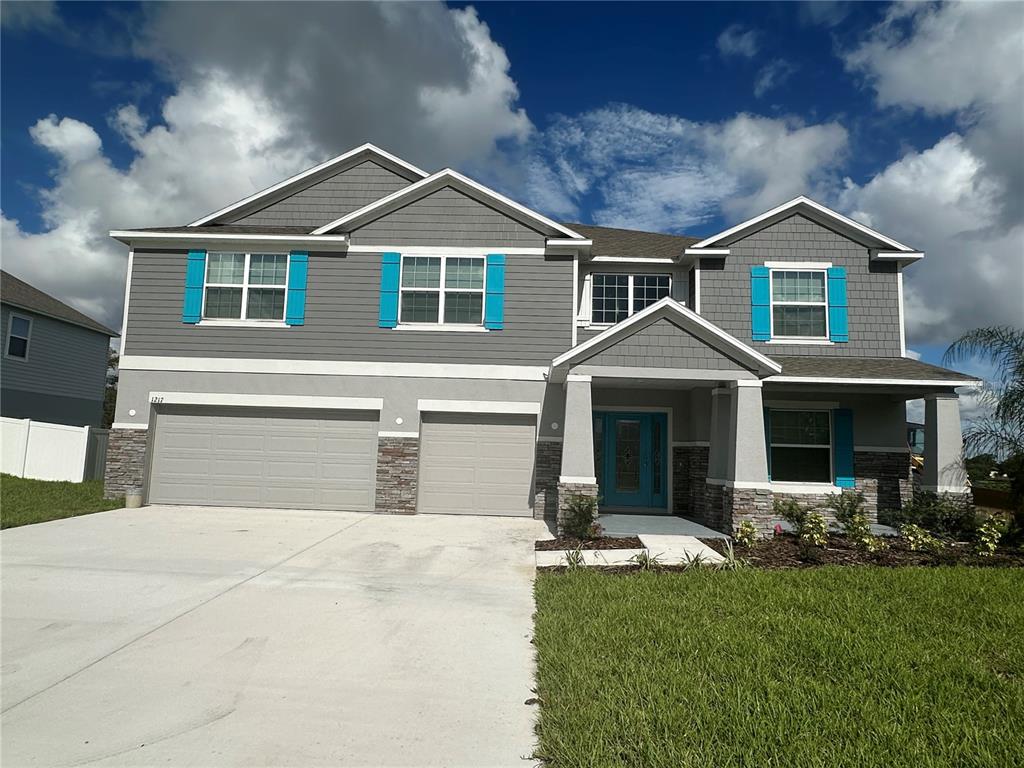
(944, 326), (1024, 459)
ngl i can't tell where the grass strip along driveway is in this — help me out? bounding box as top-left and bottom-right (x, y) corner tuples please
(1, 475), (123, 529)
(534, 567), (1024, 767)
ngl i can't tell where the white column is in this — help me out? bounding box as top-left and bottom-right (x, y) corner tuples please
(559, 374), (596, 483)
(726, 380), (770, 486)
(923, 393), (969, 493)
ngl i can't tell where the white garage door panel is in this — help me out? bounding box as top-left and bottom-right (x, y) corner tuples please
(418, 413), (536, 517)
(149, 406), (378, 511)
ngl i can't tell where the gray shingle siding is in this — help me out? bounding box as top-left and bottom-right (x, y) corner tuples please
(349, 186), (546, 247)
(699, 214), (902, 357)
(232, 161), (413, 229)
(124, 249), (571, 365)
(1, 304), (108, 425)
(579, 318), (750, 371)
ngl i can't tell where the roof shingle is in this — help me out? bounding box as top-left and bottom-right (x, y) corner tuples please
(564, 223), (698, 260)
(771, 356), (978, 383)
(1, 271), (117, 336)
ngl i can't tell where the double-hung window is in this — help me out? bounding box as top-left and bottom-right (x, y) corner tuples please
(770, 269), (828, 339)
(591, 273), (670, 324)
(769, 410), (832, 483)
(203, 252), (288, 321)
(5, 314), (31, 359)
(399, 256), (485, 325)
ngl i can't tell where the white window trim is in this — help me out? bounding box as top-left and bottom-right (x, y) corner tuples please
(397, 255), (486, 328)
(202, 252), (289, 323)
(5, 312), (32, 361)
(768, 267), (830, 342)
(768, 407), (834, 484)
(589, 272), (672, 326)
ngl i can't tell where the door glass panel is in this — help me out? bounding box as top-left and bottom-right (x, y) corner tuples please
(593, 415), (604, 490)
(651, 419), (662, 495)
(615, 420), (641, 493)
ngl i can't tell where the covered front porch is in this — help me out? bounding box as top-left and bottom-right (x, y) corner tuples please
(546, 299), (977, 537)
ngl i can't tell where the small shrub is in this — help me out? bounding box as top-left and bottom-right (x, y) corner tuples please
(734, 520), (758, 548)
(629, 549), (664, 571)
(679, 551), (708, 571)
(899, 523), (943, 553)
(800, 511), (829, 551)
(715, 539), (748, 571)
(563, 547), (586, 570)
(976, 514), (1008, 557)
(774, 497), (828, 558)
(561, 493), (599, 539)
(828, 489), (867, 527)
(888, 492), (978, 539)
(774, 497), (808, 530)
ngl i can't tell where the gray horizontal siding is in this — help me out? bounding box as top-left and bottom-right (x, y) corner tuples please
(0, 387), (103, 427)
(232, 161), (413, 229)
(700, 214), (902, 357)
(349, 186), (546, 247)
(579, 318), (749, 371)
(124, 249), (572, 364)
(1, 304), (109, 405)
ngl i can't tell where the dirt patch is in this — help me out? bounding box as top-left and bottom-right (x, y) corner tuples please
(536, 536), (644, 551)
(699, 535), (1024, 569)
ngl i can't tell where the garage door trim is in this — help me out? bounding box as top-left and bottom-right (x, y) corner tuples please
(149, 391), (383, 411)
(417, 398), (541, 416)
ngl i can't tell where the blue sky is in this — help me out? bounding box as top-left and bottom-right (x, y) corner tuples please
(1, 1), (1021, 395)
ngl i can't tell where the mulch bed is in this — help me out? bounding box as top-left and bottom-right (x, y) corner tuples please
(700, 534), (1024, 569)
(536, 536), (644, 551)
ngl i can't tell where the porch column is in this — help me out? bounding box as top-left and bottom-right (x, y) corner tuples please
(560, 374), (595, 482)
(726, 380), (769, 485)
(923, 393), (969, 494)
(556, 373), (599, 535)
(706, 387), (731, 481)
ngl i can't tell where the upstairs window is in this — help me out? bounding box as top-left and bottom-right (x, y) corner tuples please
(203, 252), (287, 321)
(591, 273), (670, 324)
(5, 314), (31, 359)
(769, 410), (832, 483)
(770, 269), (828, 339)
(400, 256), (485, 325)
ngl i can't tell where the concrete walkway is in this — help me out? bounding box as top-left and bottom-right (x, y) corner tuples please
(1, 506), (547, 767)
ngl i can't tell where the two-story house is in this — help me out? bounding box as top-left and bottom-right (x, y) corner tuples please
(1, 270), (117, 428)
(105, 143), (977, 534)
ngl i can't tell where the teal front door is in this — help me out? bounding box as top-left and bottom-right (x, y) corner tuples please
(594, 412), (668, 509)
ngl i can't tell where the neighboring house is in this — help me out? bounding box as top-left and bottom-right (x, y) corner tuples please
(105, 143), (978, 533)
(1, 271), (117, 428)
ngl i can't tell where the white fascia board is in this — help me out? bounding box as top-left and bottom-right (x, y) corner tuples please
(548, 238), (592, 248)
(149, 392), (383, 410)
(119, 355), (549, 381)
(872, 251), (924, 262)
(766, 375), (983, 387)
(346, 245), (546, 256)
(312, 168), (586, 240)
(684, 248), (730, 256)
(590, 256), (675, 264)
(690, 196), (915, 252)
(550, 296), (782, 375)
(110, 231), (349, 248)
(188, 144), (428, 226)
(417, 399), (541, 415)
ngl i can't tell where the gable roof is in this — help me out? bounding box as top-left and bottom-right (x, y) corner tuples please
(565, 224), (698, 260)
(312, 168), (586, 239)
(189, 143), (428, 227)
(768, 356), (981, 386)
(689, 196), (919, 254)
(1, 270), (117, 336)
(551, 296), (782, 377)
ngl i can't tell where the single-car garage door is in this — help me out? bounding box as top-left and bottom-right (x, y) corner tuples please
(417, 412), (536, 516)
(149, 406), (379, 510)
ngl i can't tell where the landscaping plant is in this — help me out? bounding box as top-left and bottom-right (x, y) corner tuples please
(774, 498), (828, 560)
(629, 549), (664, 571)
(828, 490), (885, 552)
(887, 491), (978, 539)
(898, 523), (943, 553)
(733, 520), (757, 548)
(715, 539), (747, 571)
(563, 547), (586, 570)
(561, 493), (600, 539)
(976, 514), (1008, 557)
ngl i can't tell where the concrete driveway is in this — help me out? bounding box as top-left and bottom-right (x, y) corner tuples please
(1, 506), (548, 767)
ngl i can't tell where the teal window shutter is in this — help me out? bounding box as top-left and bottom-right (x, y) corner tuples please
(182, 249), (207, 324)
(379, 252), (400, 328)
(285, 251), (308, 326)
(484, 253), (506, 330)
(750, 266), (770, 341)
(833, 408), (855, 488)
(763, 407), (772, 480)
(827, 267), (849, 342)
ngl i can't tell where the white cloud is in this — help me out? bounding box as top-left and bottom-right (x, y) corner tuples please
(0, 0), (60, 31)
(1, 2), (531, 331)
(798, 2), (850, 28)
(754, 59), (798, 98)
(526, 105), (847, 232)
(717, 24), (760, 58)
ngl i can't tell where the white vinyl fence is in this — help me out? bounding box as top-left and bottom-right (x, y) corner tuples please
(1, 417), (109, 482)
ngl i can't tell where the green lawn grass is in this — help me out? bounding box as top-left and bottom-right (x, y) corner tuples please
(1, 474), (123, 529)
(534, 568), (1024, 767)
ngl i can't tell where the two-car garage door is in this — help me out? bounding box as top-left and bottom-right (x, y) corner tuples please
(148, 406), (379, 510)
